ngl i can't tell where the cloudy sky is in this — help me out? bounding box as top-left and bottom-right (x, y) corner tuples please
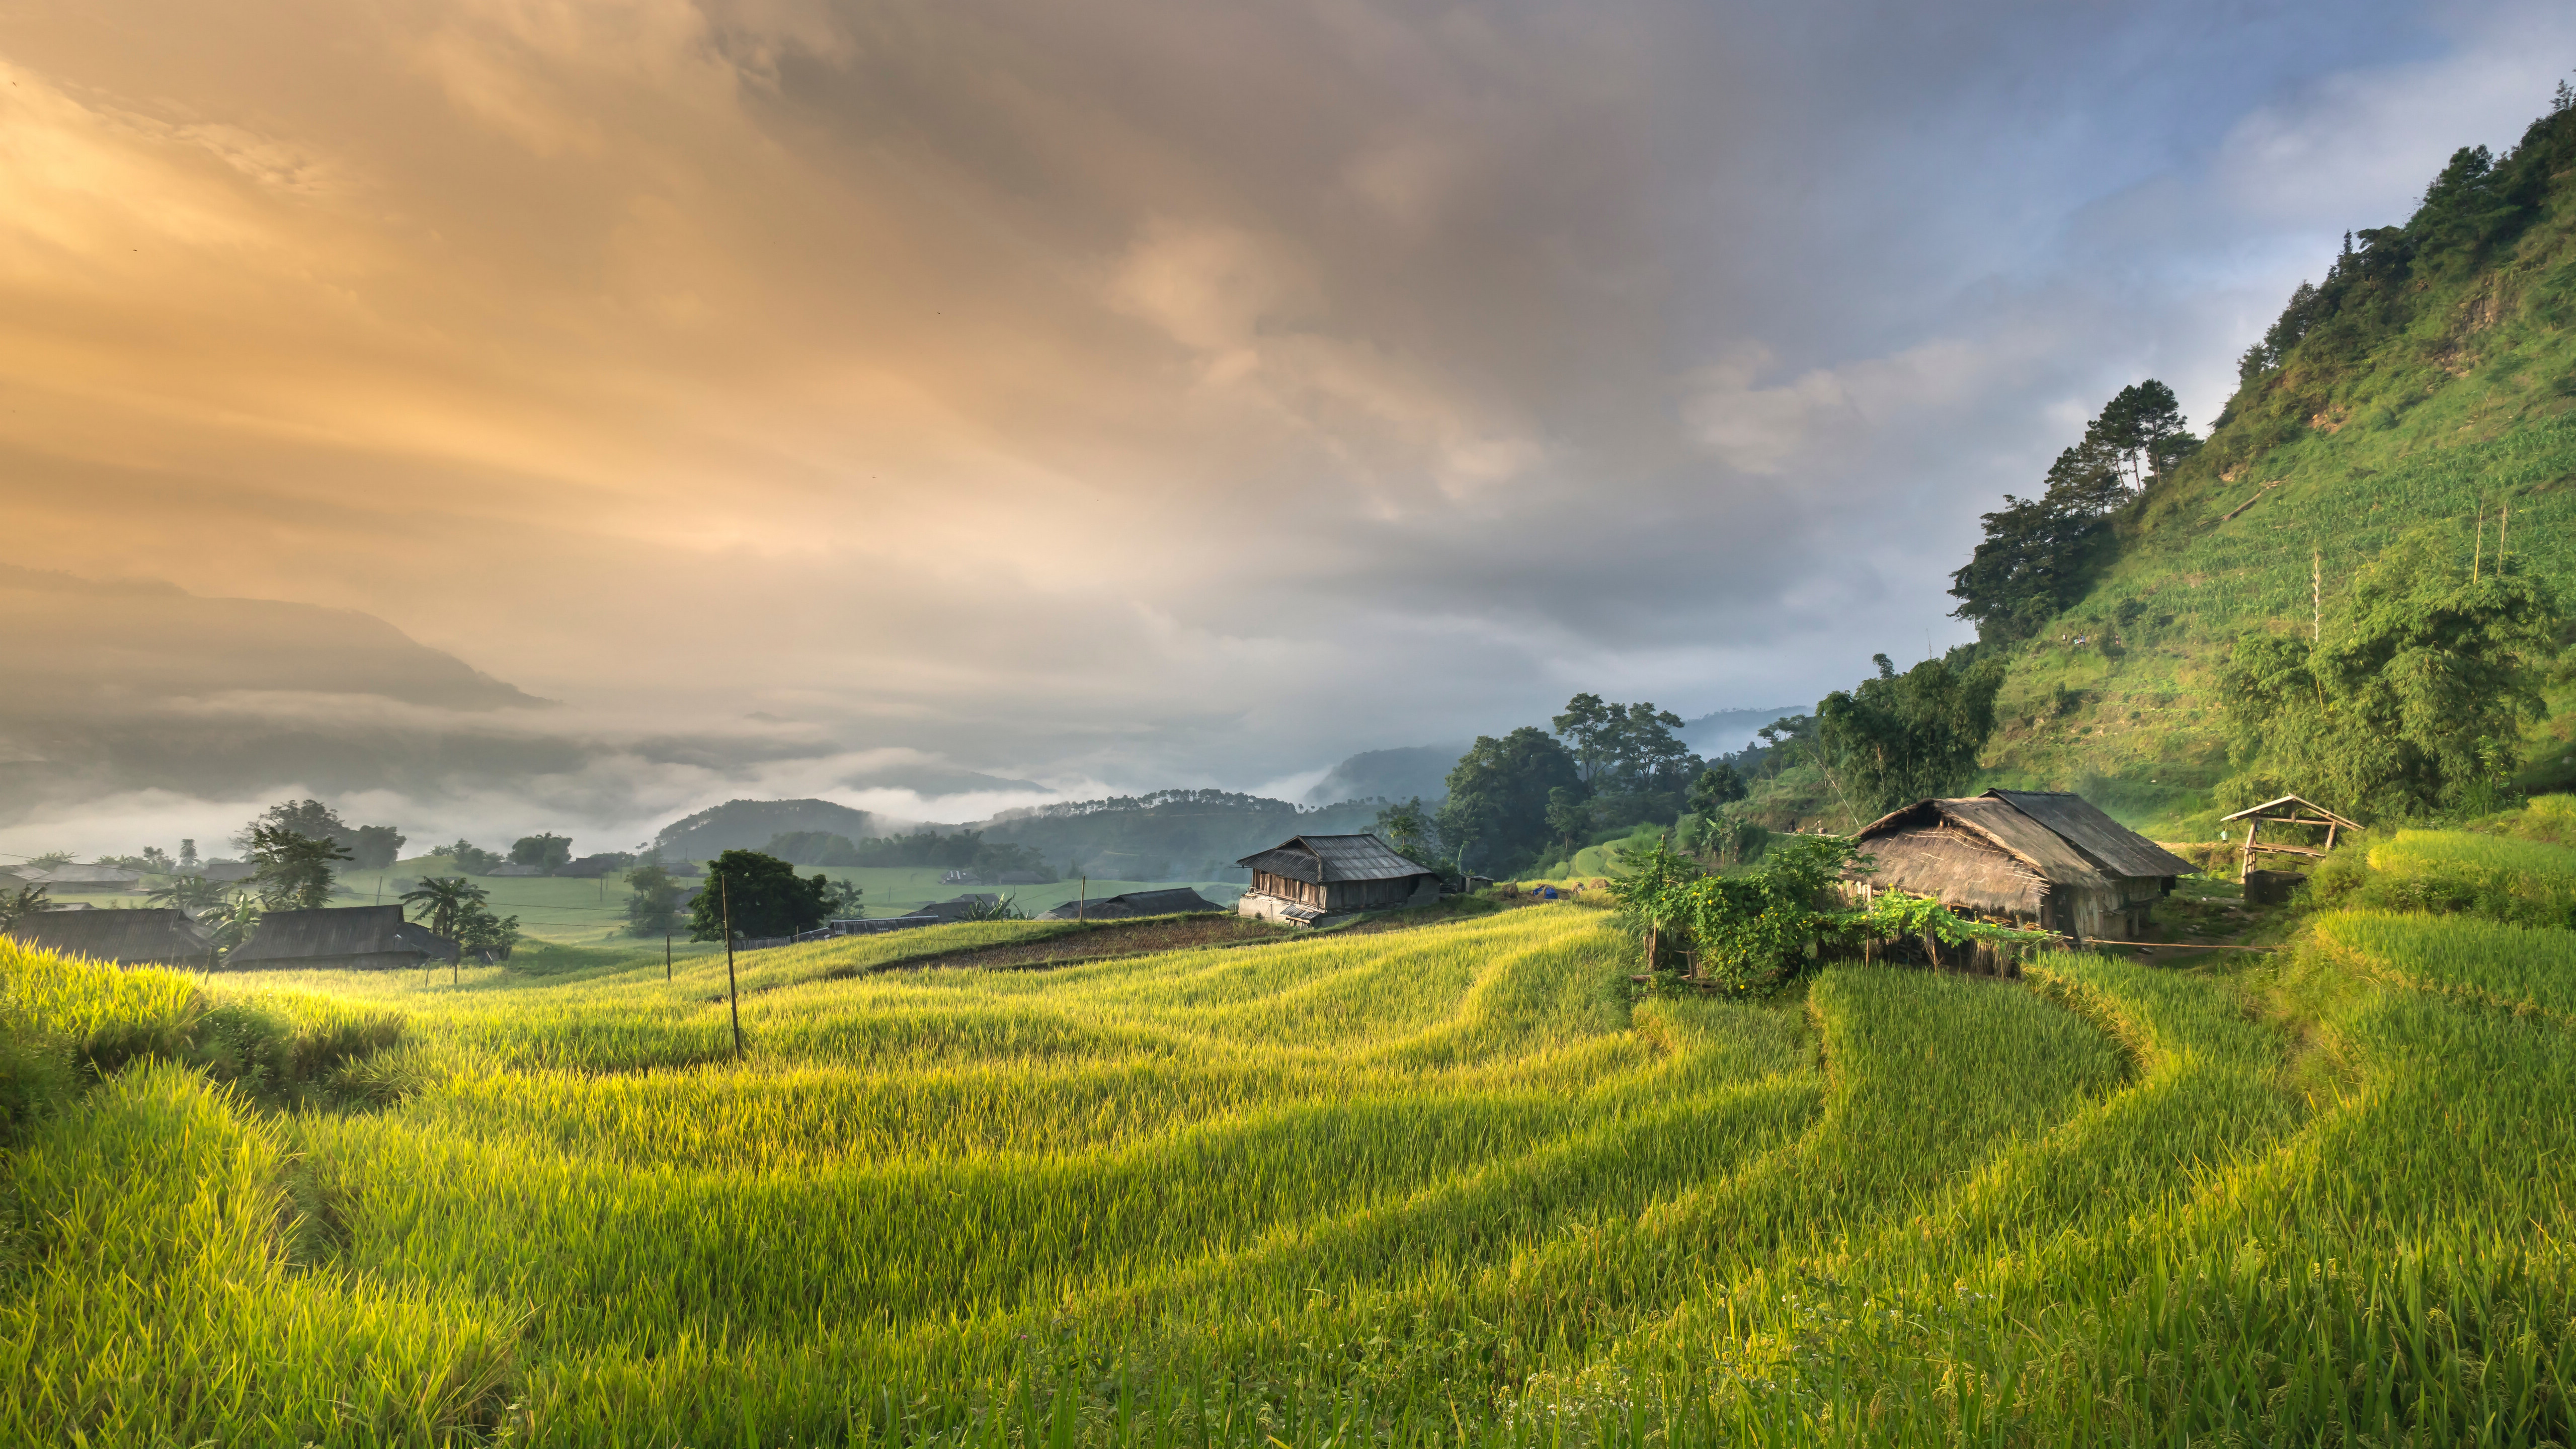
(2, 0), (2570, 851)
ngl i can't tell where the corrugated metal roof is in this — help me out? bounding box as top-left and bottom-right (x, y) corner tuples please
(7, 908), (211, 964)
(1235, 833), (1434, 884)
(1985, 790), (2197, 879)
(1037, 888), (1222, 920)
(230, 906), (458, 964)
(31, 863), (143, 884)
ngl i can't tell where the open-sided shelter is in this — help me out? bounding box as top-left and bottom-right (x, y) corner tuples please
(1235, 834), (1441, 925)
(226, 905), (459, 971)
(1849, 790), (2194, 943)
(6, 908), (213, 966)
(2219, 795), (2360, 880)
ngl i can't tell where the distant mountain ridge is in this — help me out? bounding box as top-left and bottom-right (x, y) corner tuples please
(1676, 706), (1808, 758)
(653, 798), (881, 859)
(1302, 745), (1470, 805)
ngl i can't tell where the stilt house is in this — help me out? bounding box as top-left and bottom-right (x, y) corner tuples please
(1849, 789), (2194, 943)
(1235, 834), (1442, 926)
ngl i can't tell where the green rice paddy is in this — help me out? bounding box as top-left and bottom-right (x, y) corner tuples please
(6, 831), (2576, 1444)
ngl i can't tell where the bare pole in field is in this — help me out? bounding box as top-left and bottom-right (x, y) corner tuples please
(722, 872), (743, 1061)
(2473, 501), (2484, 583)
(665, 932), (672, 983)
(2312, 548), (2321, 643)
(1078, 873), (1087, 922)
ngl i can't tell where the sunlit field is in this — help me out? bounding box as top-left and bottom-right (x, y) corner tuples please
(56, 865), (1251, 946)
(8, 839), (2576, 1445)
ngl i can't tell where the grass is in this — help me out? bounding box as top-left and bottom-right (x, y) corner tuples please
(8, 829), (2576, 1444)
(51, 866), (1254, 948)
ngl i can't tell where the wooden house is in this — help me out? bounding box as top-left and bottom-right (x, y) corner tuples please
(1849, 790), (2194, 944)
(1235, 834), (1442, 926)
(225, 905), (459, 971)
(6, 908), (213, 965)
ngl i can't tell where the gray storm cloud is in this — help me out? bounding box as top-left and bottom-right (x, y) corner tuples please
(1, 0), (2569, 844)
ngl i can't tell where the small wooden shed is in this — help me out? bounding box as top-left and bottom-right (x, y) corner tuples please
(1849, 790), (2194, 944)
(226, 905), (460, 971)
(1235, 834), (1442, 925)
(6, 908), (213, 966)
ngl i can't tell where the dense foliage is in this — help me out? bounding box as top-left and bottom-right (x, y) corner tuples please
(623, 863), (688, 936)
(2220, 530), (2562, 819)
(247, 826), (350, 911)
(687, 849), (832, 941)
(1608, 833), (2042, 991)
(1813, 651), (2005, 822)
(1437, 727), (1582, 874)
(236, 799), (408, 871)
(509, 833), (574, 870)
(1948, 385), (2195, 642)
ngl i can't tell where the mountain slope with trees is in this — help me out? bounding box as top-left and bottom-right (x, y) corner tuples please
(1963, 89), (2576, 833)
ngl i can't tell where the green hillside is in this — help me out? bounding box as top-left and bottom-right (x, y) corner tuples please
(1974, 100), (2576, 835)
(9, 807), (2576, 1443)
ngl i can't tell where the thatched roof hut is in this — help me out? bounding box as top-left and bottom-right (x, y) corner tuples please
(1850, 790), (2194, 943)
(1235, 834), (1441, 925)
(227, 905), (459, 971)
(1037, 887), (1223, 921)
(6, 908), (213, 965)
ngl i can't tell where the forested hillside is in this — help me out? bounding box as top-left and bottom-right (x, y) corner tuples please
(1967, 94), (2576, 834)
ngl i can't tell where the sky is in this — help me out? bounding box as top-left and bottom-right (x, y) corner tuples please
(2, 0), (2571, 855)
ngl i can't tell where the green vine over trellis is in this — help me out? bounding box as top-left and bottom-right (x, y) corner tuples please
(1607, 835), (2053, 994)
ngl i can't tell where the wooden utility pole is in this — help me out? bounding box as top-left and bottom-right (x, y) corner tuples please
(665, 932), (672, 983)
(2312, 548), (2321, 642)
(721, 873), (743, 1061)
(1077, 873), (1087, 922)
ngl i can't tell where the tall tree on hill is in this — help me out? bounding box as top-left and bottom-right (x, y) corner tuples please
(1438, 729), (1581, 875)
(689, 850), (832, 941)
(1551, 694), (1618, 785)
(249, 826), (350, 910)
(234, 799), (405, 869)
(2091, 380), (2197, 491)
(510, 833), (574, 871)
(1950, 386), (2179, 643)
(2219, 531), (2563, 820)
(1813, 653), (2006, 824)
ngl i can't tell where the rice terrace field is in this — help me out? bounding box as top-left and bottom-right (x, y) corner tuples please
(7, 825), (2576, 1447)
